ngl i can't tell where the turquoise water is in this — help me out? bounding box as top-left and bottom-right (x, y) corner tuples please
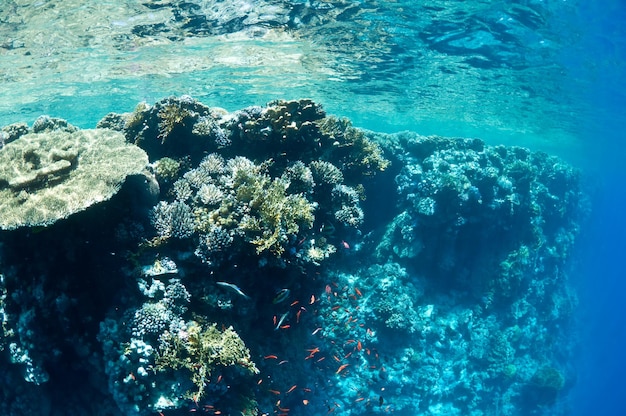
(0, 1), (624, 415)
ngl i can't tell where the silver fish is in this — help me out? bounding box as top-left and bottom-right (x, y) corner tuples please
(274, 311), (289, 330)
(272, 288), (290, 304)
(216, 281), (250, 300)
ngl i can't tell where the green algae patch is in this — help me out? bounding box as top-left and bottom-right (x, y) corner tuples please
(0, 128), (148, 230)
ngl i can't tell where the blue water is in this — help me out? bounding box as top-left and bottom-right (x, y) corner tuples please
(562, 2), (626, 414)
(567, 2), (626, 411)
(1, 0), (625, 415)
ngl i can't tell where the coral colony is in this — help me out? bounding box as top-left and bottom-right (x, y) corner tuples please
(0, 97), (585, 415)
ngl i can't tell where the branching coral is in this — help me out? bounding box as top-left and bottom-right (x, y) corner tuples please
(155, 321), (258, 401)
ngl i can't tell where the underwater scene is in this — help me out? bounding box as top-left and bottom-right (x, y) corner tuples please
(0, 1), (624, 416)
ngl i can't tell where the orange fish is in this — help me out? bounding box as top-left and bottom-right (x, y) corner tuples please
(269, 389), (281, 395)
(357, 341), (362, 351)
(310, 294), (316, 304)
(303, 400), (309, 405)
(336, 364), (349, 374)
(286, 385), (298, 394)
(355, 287), (362, 297)
(264, 355), (278, 360)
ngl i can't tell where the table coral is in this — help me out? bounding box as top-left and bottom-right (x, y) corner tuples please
(0, 124), (148, 230)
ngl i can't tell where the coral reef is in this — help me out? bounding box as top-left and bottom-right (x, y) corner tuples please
(0, 121), (149, 230)
(376, 133), (585, 302)
(0, 98), (585, 416)
(98, 97), (388, 268)
(100, 274), (258, 415)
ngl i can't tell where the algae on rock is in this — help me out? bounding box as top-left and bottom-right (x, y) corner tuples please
(0, 128), (149, 230)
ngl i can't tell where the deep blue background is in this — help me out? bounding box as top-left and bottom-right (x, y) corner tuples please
(569, 1), (626, 414)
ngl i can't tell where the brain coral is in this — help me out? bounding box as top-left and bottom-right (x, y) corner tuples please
(0, 128), (148, 230)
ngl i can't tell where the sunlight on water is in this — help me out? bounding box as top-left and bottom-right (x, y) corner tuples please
(0, 0), (589, 159)
(0, 1), (623, 415)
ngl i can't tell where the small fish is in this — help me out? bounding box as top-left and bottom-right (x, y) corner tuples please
(274, 312), (289, 330)
(264, 355), (278, 360)
(311, 327), (323, 335)
(302, 400), (309, 405)
(273, 288), (291, 304)
(309, 294), (316, 304)
(286, 385), (298, 394)
(216, 281), (250, 300)
(336, 364), (349, 374)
